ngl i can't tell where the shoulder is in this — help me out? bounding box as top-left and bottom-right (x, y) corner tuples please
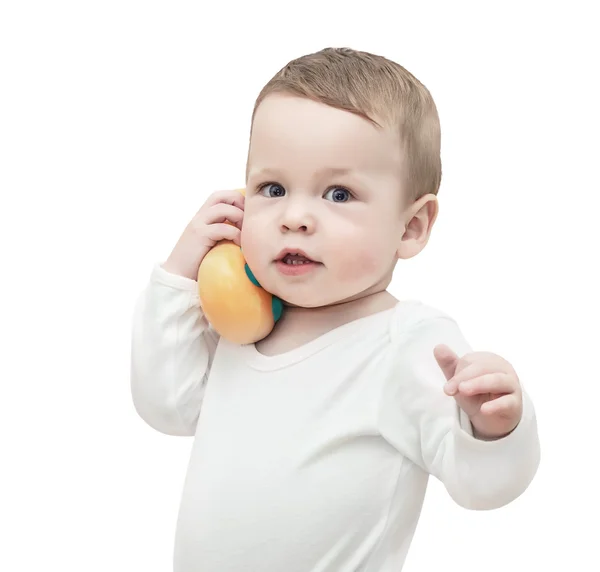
(377, 301), (472, 426)
(388, 299), (460, 340)
(386, 300), (471, 359)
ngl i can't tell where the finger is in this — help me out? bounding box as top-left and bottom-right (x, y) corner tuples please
(204, 223), (241, 245)
(479, 394), (521, 417)
(458, 372), (516, 396)
(203, 189), (245, 211)
(203, 203), (245, 228)
(447, 360), (497, 387)
(433, 344), (459, 382)
(444, 360), (493, 396)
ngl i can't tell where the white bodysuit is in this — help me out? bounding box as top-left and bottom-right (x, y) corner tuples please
(130, 264), (540, 572)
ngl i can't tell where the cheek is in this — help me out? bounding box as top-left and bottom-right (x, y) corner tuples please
(329, 221), (398, 283)
(334, 248), (382, 282)
(240, 223), (255, 252)
(240, 226), (259, 262)
(240, 215), (268, 273)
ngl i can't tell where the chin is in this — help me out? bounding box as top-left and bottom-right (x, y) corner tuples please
(274, 287), (359, 309)
(270, 288), (328, 309)
(277, 294), (325, 309)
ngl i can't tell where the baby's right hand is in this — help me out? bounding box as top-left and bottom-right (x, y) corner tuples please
(162, 189), (245, 280)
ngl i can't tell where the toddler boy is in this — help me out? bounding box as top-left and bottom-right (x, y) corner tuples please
(131, 47), (540, 572)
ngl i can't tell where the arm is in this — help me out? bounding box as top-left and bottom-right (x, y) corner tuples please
(379, 315), (540, 510)
(130, 264), (219, 436)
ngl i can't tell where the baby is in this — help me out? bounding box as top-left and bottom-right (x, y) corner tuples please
(131, 47), (540, 572)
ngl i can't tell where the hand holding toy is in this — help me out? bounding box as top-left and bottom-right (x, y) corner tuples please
(197, 189), (283, 344)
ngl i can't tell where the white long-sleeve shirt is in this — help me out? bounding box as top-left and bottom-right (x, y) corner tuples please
(131, 264), (540, 572)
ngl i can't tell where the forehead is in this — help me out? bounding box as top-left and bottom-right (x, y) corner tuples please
(248, 95), (401, 176)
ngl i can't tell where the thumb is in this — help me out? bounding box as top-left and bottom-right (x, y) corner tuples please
(433, 344), (459, 382)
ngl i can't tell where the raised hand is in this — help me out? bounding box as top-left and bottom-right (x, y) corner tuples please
(162, 189), (245, 280)
(433, 345), (523, 440)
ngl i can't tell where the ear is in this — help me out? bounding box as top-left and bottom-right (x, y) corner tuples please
(396, 193), (439, 260)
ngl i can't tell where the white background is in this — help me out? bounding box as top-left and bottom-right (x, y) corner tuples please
(1, 1), (598, 570)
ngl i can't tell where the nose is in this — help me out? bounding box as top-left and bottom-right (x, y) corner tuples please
(279, 199), (316, 234)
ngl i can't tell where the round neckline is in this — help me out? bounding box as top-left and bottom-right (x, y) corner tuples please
(238, 303), (402, 371)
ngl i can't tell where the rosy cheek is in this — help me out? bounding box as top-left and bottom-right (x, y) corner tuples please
(240, 229), (258, 260)
(334, 247), (382, 282)
(240, 225), (252, 251)
(240, 216), (266, 273)
(240, 206), (258, 243)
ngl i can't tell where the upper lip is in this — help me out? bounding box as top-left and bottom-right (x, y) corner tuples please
(275, 248), (317, 262)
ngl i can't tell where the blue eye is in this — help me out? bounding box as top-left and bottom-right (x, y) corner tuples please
(324, 187), (351, 202)
(258, 183), (286, 198)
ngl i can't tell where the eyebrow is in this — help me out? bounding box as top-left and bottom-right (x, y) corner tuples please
(248, 166), (355, 179)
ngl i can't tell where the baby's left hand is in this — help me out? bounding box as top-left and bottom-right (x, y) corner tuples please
(434, 345), (523, 440)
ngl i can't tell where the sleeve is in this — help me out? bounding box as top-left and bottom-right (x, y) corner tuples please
(130, 263), (220, 436)
(378, 314), (540, 510)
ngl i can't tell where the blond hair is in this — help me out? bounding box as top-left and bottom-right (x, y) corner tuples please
(249, 47), (442, 202)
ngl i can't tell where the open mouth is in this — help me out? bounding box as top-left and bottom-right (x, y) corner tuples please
(274, 249), (320, 275)
(280, 253), (314, 266)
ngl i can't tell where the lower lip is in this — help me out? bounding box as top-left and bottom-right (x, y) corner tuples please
(275, 260), (319, 276)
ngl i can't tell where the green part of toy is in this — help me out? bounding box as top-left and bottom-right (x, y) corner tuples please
(244, 263), (260, 286)
(271, 296), (283, 323)
(244, 263), (283, 323)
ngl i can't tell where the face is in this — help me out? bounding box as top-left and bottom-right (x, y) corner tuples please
(241, 94), (407, 308)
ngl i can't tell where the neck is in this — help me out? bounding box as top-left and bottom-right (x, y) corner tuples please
(288, 288), (396, 320)
(276, 287), (397, 338)
(255, 265), (399, 354)
(255, 286), (398, 355)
